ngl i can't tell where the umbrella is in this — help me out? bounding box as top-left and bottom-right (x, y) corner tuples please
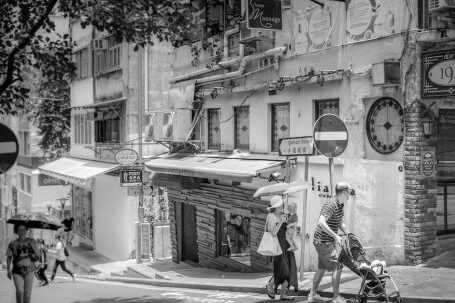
(253, 180), (311, 198)
(7, 212), (62, 230)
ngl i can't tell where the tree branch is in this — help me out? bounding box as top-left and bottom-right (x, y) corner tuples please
(0, 0), (59, 96)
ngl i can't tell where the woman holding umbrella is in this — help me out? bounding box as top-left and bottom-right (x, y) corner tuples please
(6, 223), (40, 303)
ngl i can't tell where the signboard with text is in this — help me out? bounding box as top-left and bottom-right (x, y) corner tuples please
(423, 50), (455, 98)
(120, 166), (143, 187)
(421, 149), (436, 179)
(38, 174), (66, 186)
(278, 137), (314, 156)
(247, 0), (282, 31)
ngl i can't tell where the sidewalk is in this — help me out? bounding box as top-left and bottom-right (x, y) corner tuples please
(77, 251), (455, 303)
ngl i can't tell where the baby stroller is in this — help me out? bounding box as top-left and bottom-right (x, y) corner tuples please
(338, 233), (402, 303)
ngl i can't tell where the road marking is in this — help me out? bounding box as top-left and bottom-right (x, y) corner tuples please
(314, 132), (347, 141)
(0, 142), (16, 153)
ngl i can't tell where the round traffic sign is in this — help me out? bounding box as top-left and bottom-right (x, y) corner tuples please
(0, 123), (19, 175)
(313, 114), (348, 158)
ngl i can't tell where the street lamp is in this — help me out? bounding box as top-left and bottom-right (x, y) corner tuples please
(420, 101), (436, 138)
(57, 197), (68, 219)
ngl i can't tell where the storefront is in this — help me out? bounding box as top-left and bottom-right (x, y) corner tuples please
(147, 153), (284, 272)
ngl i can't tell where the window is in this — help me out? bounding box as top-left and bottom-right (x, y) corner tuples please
(95, 110), (121, 143)
(19, 173), (31, 194)
(74, 113), (92, 144)
(74, 48), (89, 79)
(216, 209), (251, 265)
(18, 131), (30, 156)
(72, 185), (93, 240)
(94, 36), (122, 74)
(271, 103), (290, 152)
(207, 108), (221, 150)
(315, 99), (339, 120)
(234, 106), (249, 150)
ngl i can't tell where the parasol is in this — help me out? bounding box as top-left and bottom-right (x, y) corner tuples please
(253, 180), (311, 198)
(7, 212), (62, 230)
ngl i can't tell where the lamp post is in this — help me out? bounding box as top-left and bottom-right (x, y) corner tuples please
(57, 197), (68, 219)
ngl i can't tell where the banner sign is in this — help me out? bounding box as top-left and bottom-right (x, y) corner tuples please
(423, 50), (455, 98)
(120, 166), (143, 187)
(38, 174), (66, 186)
(247, 0), (282, 31)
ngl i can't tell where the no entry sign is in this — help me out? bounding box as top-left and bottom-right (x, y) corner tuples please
(313, 114), (348, 158)
(0, 123), (19, 174)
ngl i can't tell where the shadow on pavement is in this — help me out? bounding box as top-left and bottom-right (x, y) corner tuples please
(70, 297), (182, 303)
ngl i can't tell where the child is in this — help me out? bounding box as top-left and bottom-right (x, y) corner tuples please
(286, 202), (299, 252)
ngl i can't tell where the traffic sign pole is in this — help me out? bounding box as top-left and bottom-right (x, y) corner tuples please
(299, 154), (309, 281)
(329, 157), (334, 196)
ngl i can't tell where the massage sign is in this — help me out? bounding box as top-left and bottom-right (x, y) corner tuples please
(247, 0), (283, 31)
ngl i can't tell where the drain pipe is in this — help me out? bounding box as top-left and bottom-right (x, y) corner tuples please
(195, 45), (287, 85)
(170, 26), (241, 84)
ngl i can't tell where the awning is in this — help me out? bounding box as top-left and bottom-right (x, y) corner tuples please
(145, 154), (283, 183)
(38, 157), (119, 188)
(70, 98), (126, 110)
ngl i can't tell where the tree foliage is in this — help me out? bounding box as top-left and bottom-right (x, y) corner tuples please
(0, 0), (191, 156)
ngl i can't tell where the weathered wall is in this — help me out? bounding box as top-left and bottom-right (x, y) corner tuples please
(93, 174), (137, 260)
(167, 181), (272, 272)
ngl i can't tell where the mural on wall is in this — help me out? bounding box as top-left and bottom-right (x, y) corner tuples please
(293, 2), (333, 55)
(346, 0), (395, 43)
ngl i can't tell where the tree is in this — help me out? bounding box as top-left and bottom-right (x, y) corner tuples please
(1, 0), (191, 155)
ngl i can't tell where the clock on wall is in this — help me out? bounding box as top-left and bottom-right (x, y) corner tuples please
(366, 97), (404, 154)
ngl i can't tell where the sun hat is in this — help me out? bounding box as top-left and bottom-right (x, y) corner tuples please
(267, 195), (284, 211)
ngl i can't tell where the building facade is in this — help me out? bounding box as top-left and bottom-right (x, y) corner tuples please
(143, 0), (454, 272)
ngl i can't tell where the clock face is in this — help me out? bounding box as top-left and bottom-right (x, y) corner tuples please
(366, 97), (404, 154)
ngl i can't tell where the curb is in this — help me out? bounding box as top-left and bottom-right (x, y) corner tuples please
(79, 275), (455, 303)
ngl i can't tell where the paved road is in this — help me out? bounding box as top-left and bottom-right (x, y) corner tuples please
(0, 274), (313, 303)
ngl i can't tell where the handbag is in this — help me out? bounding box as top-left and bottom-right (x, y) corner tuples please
(257, 216), (282, 256)
(64, 247), (70, 257)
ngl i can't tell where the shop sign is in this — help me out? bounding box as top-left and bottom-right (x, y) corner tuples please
(127, 186), (153, 196)
(38, 174), (65, 186)
(247, 0), (282, 31)
(423, 50), (455, 98)
(279, 137), (314, 156)
(421, 150), (436, 178)
(120, 166), (143, 187)
(115, 149), (138, 165)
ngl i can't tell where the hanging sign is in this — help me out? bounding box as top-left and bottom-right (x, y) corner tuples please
(120, 166), (143, 187)
(115, 149), (138, 165)
(247, 0), (283, 31)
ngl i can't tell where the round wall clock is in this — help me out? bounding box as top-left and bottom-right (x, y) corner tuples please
(366, 97), (404, 154)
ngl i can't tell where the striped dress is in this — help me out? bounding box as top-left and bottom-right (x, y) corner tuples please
(313, 198), (344, 244)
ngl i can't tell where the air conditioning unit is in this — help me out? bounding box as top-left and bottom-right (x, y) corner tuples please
(372, 61), (401, 86)
(92, 39), (107, 50)
(144, 112), (175, 141)
(239, 21), (274, 43)
(282, 0), (292, 10)
(429, 0), (455, 13)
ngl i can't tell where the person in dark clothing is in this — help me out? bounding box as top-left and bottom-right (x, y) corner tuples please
(61, 213), (74, 247)
(36, 239), (49, 286)
(265, 196), (298, 301)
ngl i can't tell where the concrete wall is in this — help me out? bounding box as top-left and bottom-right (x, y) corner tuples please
(92, 174), (138, 260)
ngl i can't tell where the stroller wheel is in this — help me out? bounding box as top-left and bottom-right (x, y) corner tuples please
(394, 296), (402, 303)
(358, 294), (368, 303)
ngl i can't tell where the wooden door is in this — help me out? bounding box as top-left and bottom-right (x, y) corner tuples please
(181, 204), (199, 263)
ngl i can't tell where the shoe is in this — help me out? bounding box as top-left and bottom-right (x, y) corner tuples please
(266, 283), (275, 299)
(332, 295), (347, 303)
(308, 291), (324, 302)
(42, 281), (50, 286)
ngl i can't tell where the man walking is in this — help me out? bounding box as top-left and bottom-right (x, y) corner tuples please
(308, 182), (353, 303)
(61, 213), (74, 247)
(50, 235), (75, 282)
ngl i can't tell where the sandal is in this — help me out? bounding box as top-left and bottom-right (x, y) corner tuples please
(266, 283), (275, 299)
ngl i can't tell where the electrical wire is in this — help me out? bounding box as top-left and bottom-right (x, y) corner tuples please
(216, 88), (259, 124)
